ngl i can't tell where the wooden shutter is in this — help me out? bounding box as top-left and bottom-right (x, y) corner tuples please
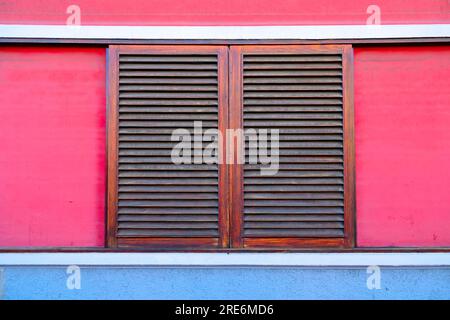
(107, 45), (229, 249)
(230, 45), (355, 248)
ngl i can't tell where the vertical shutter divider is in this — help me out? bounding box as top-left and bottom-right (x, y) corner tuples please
(229, 46), (245, 247)
(107, 45), (120, 248)
(343, 46), (356, 248)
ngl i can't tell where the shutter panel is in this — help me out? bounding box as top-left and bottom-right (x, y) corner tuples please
(107, 45), (229, 248)
(230, 45), (354, 248)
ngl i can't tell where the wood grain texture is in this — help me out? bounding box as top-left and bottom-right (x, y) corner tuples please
(217, 46), (230, 248)
(107, 45), (229, 249)
(244, 238), (345, 248)
(107, 46), (120, 248)
(109, 44), (355, 250)
(342, 46), (356, 248)
(117, 237), (219, 249)
(229, 46), (244, 248)
(231, 44), (354, 248)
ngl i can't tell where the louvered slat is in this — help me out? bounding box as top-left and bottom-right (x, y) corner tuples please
(116, 52), (221, 239)
(242, 51), (345, 239)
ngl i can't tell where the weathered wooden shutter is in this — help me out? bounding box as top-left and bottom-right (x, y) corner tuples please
(107, 45), (229, 248)
(230, 45), (354, 248)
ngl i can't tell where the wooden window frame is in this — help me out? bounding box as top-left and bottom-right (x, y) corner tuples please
(229, 45), (355, 249)
(107, 45), (230, 249)
(107, 44), (355, 250)
(1, 39), (450, 253)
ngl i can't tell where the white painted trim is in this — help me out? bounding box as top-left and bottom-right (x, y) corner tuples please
(1, 253), (450, 267)
(0, 24), (449, 40)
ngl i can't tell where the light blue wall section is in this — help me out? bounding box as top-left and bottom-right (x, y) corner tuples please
(1, 267), (450, 300)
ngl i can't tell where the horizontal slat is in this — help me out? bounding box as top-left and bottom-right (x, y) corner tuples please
(120, 71), (217, 77)
(119, 185), (218, 193)
(119, 150), (215, 156)
(246, 158), (343, 165)
(244, 63), (342, 70)
(244, 200), (343, 207)
(244, 207), (344, 214)
(120, 55), (217, 63)
(120, 128), (341, 135)
(246, 142), (342, 149)
(119, 200), (218, 207)
(244, 77), (341, 84)
(119, 164), (217, 171)
(244, 221), (344, 229)
(119, 156), (191, 163)
(120, 78), (217, 84)
(244, 229), (344, 237)
(244, 214), (344, 222)
(119, 92), (218, 99)
(119, 150), (173, 156)
(119, 107), (218, 114)
(119, 178), (218, 185)
(246, 135), (342, 142)
(119, 99), (217, 106)
(118, 222), (217, 229)
(245, 158), (343, 165)
(117, 229), (218, 237)
(119, 128), (200, 134)
(244, 85), (342, 91)
(120, 63), (217, 70)
(244, 192), (343, 200)
(244, 120), (342, 127)
(119, 114), (217, 121)
(251, 128), (343, 134)
(244, 99), (342, 105)
(246, 149), (343, 156)
(244, 106), (342, 113)
(120, 85), (218, 92)
(119, 193), (218, 200)
(244, 92), (342, 98)
(119, 121), (217, 127)
(245, 156), (344, 166)
(118, 208), (218, 214)
(244, 113), (342, 120)
(245, 164), (343, 170)
(243, 55), (342, 63)
(244, 178), (343, 185)
(245, 185), (344, 193)
(118, 214), (218, 222)
(118, 171), (218, 178)
(120, 134), (216, 142)
(244, 70), (342, 77)
(244, 171), (343, 178)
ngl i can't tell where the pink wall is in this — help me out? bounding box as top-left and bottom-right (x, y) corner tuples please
(0, 0), (448, 25)
(0, 47), (106, 247)
(1, 45), (450, 247)
(355, 46), (450, 247)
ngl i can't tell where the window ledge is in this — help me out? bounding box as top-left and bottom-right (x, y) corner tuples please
(1, 252), (450, 267)
(0, 24), (450, 40)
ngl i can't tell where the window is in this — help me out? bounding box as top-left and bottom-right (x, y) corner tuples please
(107, 44), (354, 249)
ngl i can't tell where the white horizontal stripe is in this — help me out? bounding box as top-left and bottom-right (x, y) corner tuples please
(1, 252), (450, 267)
(0, 24), (449, 40)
